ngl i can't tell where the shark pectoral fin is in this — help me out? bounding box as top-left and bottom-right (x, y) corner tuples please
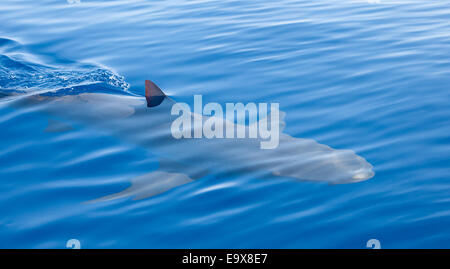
(88, 171), (194, 203)
(44, 119), (75, 133)
(158, 157), (209, 180)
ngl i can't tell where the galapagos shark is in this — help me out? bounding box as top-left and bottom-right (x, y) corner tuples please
(3, 80), (374, 201)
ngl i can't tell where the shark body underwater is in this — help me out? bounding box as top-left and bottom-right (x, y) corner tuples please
(2, 80), (374, 201)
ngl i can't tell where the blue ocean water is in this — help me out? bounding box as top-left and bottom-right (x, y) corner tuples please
(0, 0), (449, 248)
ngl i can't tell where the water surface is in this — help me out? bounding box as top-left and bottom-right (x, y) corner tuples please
(0, 0), (449, 248)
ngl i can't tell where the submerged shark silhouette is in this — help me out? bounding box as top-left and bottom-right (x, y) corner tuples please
(5, 80), (374, 201)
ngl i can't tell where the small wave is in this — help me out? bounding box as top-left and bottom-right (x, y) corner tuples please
(0, 38), (130, 98)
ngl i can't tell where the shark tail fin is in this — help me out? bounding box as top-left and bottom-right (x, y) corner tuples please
(145, 80), (166, 107)
(0, 90), (22, 100)
(0, 92), (10, 99)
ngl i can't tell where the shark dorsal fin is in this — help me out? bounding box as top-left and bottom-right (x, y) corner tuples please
(145, 80), (166, 107)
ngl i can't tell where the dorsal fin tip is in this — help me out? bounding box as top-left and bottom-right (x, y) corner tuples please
(145, 80), (166, 107)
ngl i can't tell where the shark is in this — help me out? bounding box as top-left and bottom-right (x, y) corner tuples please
(3, 80), (374, 201)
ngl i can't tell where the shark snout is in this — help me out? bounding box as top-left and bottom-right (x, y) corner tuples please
(347, 156), (375, 183)
(351, 168), (374, 182)
(333, 151), (375, 184)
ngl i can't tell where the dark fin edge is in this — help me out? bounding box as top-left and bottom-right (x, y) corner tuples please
(145, 80), (166, 107)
